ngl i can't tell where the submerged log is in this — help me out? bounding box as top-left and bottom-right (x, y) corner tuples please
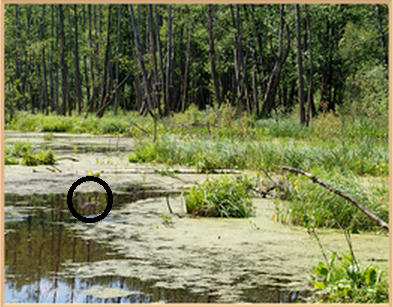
(56, 156), (79, 162)
(278, 165), (389, 231)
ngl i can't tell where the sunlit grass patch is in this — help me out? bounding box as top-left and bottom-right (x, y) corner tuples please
(183, 175), (254, 218)
(275, 168), (389, 231)
(5, 140), (55, 166)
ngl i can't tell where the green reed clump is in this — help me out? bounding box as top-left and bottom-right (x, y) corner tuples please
(184, 175), (254, 218)
(309, 252), (388, 303)
(275, 169), (389, 231)
(129, 135), (252, 171)
(5, 140), (56, 166)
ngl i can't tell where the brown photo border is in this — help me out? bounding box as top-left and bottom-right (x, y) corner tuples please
(0, 1), (391, 306)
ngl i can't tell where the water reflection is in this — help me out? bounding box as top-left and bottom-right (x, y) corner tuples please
(5, 192), (307, 303)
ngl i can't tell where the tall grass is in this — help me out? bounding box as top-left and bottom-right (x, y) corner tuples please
(184, 175), (254, 218)
(275, 168), (389, 231)
(129, 135), (388, 176)
(6, 107), (388, 143)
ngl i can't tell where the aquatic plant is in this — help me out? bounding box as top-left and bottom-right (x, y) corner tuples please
(5, 141), (55, 166)
(22, 149), (56, 166)
(309, 252), (388, 303)
(184, 175), (254, 218)
(43, 132), (54, 141)
(162, 214), (174, 228)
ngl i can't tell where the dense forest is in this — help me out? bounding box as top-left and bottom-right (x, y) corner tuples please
(4, 4), (389, 123)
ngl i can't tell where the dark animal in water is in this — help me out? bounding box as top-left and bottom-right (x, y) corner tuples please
(76, 195), (98, 209)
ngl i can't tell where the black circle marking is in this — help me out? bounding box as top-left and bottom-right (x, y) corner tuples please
(67, 176), (113, 223)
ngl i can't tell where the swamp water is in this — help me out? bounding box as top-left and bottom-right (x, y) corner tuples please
(4, 190), (388, 303)
(4, 190), (313, 303)
(4, 132), (389, 303)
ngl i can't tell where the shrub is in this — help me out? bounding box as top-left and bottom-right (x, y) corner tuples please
(184, 175), (254, 218)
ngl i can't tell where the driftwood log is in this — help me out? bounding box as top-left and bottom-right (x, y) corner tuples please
(279, 165), (389, 231)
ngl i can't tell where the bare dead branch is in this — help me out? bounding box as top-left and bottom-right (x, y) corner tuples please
(278, 165), (389, 231)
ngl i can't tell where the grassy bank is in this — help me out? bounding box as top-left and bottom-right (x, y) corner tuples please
(129, 135), (388, 176)
(6, 107), (388, 142)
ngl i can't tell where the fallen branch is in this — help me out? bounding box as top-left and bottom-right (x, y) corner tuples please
(56, 156), (79, 162)
(166, 195), (173, 214)
(172, 122), (209, 129)
(127, 120), (150, 135)
(46, 165), (62, 173)
(252, 185), (281, 198)
(278, 165), (389, 231)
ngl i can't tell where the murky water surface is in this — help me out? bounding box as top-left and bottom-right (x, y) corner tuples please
(5, 192), (310, 303)
(4, 132), (389, 304)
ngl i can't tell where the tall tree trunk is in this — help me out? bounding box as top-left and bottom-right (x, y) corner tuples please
(249, 5), (265, 95)
(252, 69), (258, 114)
(74, 5), (83, 115)
(148, 5), (159, 115)
(97, 5), (113, 116)
(114, 4), (121, 115)
(295, 4), (305, 125)
(25, 7), (34, 113)
(132, 4), (157, 139)
(154, 5), (165, 113)
(327, 25), (334, 111)
(129, 5), (156, 137)
(66, 5), (74, 115)
(82, 5), (90, 111)
(181, 11), (192, 112)
(48, 5), (55, 112)
(375, 4), (388, 68)
(87, 5), (95, 115)
(207, 5), (220, 105)
(98, 5), (112, 112)
(40, 5), (49, 115)
(95, 5), (103, 111)
(58, 5), (67, 116)
(260, 5), (290, 117)
(230, 5), (242, 103)
(305, 4), (316, 125)
(236, 5), (250, 113)
(170, 7), (177, 112)
(166, 5), (172, 115)
(14, 5), (21, 111)
(33, 53), (42, 113)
